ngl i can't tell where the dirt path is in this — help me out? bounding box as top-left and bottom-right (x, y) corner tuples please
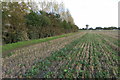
(2, 32), (86, 78)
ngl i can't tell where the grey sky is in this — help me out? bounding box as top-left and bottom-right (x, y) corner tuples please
(63, 0), (119, 28)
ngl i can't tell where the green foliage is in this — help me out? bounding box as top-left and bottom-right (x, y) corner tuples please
(25, 10), (78, 39)
(40, 15), (51, 27)
(2, 2), (29, 44)
(25, 11), (51, 27)
(25, 11), (40, 27)
(62, 20), (69, 29)
(2, 2), (79, 44)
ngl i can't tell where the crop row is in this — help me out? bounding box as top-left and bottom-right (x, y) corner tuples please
(23, 32), (118, 78)
(2, 32), (86, 78)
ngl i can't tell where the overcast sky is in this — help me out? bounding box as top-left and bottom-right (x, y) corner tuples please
(61, 0), (119, 29)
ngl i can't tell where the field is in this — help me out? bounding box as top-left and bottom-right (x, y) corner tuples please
(2, 30), (119, 78)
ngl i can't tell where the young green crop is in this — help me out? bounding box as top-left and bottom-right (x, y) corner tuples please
(4, 31), (118, 78)
(23, 33), (88, 78)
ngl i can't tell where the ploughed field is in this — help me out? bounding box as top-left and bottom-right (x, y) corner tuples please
(2, 30), (119, 78)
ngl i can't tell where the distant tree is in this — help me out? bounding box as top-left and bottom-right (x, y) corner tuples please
(108, 26), (118, 30)
(89, 27), (93, 30)
(103, 27), (108, 30)
(103, 27), (118, 30)
(82, 28), (85, 30)
(79, 28), (86, 30)
(95, 27), (103, 30)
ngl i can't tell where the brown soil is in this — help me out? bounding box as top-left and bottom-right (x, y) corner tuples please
(2, 32), (86, 78)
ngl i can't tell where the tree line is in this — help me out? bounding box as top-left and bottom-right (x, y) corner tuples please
(80, 27), (119, 30)
(2, 1), (79, 44)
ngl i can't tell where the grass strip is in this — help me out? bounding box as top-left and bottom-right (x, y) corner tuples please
(2, 33), (75, 53)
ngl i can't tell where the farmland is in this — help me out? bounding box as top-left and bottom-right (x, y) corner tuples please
(2, 30), (119, 78)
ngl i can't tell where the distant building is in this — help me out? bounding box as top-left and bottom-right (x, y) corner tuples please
(86, 24), (89, 30)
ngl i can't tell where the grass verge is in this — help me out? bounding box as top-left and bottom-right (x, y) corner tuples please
(2, 33), (75, 55)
